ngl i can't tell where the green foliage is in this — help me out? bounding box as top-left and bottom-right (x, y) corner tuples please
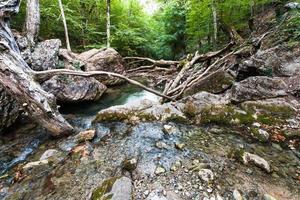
(11, 0), (294, 59)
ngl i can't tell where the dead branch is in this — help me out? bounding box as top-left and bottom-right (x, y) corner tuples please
(33, 69), (174, 101)
(124, 56), (180, 66)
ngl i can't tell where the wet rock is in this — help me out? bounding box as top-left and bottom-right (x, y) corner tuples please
(75, 130), (96, 142)
(23, 160), (49, 170)
(263, 194), (278, 200)
(30, 39), (61, 71)
(198, 169), (214, 182)
(156, 141), (168, 149)
(233, 189), (244, 200)
(184, 71), (235, 96)
(0, 85), (20, 133)
(155, 166), (166, 175)
(94, 99), (187, 123)
(175, 142), (185, 150)
(231, 76), (287, 103)
(42, 75), (106, 103)
(122, 158), (138, 172)
(92, 176), (132, 200)
(285, 2), (300, 9)
(258, 129), (269, 141)
(242, 152), (271, 173)
(163, 124), (175, 135)
(79, 48), (126, 86)
(39, 149), (64, 163)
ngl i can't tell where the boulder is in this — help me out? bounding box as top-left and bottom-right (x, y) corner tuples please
(42, 75), (107, 103)
(184, 70), (235, 96)
(29, 39), (62, 71)
(94, 99), (187, 123)
(238, 46), (300, 79)
(92, 176), (132, 200)
(0, 85), (20, 133)
(231, 76), (287, 102)
(79, 48), (126, 86)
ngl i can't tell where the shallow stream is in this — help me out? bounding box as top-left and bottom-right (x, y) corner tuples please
(0, 85), (299, 199)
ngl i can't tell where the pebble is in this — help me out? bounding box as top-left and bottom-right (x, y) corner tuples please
(242, 152), (271, 173)
(175, 142), (185, 150)
(263, 194), (278, 200)
(156, 141), (168, 149)
(198, 169), (214, 182)
(155, 166), (166, 175)
(163, 124), (174, 135)
(233, 189), (244, 200)
(76, 130), (96, 142)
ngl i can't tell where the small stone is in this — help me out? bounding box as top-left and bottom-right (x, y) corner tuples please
(39, 149), (64, 163)
(198, 169), (214, 182)
(76, 130), (96, 142)
(122, 158), (137, 171)
(156, 141), (168, 149)
(242, 152), (271, 173)
(263, 194), (277, 200)
(23, 160), (49, 170)
(258, 129), (269, 141)
(207, 188), (213, 193)
(163, 124), (174, 134)
(233, 189), (244, 200)
(175, 142), (185, 150)
(246, 168), (253, 175)
(155, 166), (166, 175)
(271, 143), (283, 151)
(170, 165), (177, 172)
(252, 122), (261, 127)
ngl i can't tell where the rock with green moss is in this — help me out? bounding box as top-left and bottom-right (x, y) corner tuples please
(184, 71), (235, 96)
(94, 99), (187, 123)
(92, 176), (132, 200)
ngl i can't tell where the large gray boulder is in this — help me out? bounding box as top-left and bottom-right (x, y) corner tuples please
(239, 46), (300, 78)
(231, 76), (287, 102)
(0, 85), (20, 133)
(42, 75), (107, 103)
(79, 48), (126, 86)
(29, 39), (62, 71)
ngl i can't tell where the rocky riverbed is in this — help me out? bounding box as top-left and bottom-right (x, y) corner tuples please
(0, 85), (299, 200)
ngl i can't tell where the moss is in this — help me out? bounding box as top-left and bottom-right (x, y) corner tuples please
(243, 103), (294, 125)
(183, 100), (198, 118)
(91, 177), (120, 200)
(250, 127), (269, 142)
(199, 105), (255, 126)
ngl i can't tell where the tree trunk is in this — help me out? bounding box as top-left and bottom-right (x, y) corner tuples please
(211, 0), (218, 46)
(106, 0), (111, 48)
(25, 0), (40, 46)
(0, 1), (74, 136)
(58, 0), (71, 51)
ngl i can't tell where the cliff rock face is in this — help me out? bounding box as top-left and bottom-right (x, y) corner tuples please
(0, 85), (20, 134)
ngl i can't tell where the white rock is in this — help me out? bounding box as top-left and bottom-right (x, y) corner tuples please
(263, 194), (278, 200)
(242, 152), (271, 173)
(23, 160), (49, 170)
(198, 169), (214, 182)
(233, 189), (244, 200)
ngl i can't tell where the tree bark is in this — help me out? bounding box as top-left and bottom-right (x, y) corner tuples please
(211, 0), (218, 45)
(58, 0), (71, 51)
(106, 0), (111, 48)
(0, 1), (74, 136)
(25, 0), (40, 46)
